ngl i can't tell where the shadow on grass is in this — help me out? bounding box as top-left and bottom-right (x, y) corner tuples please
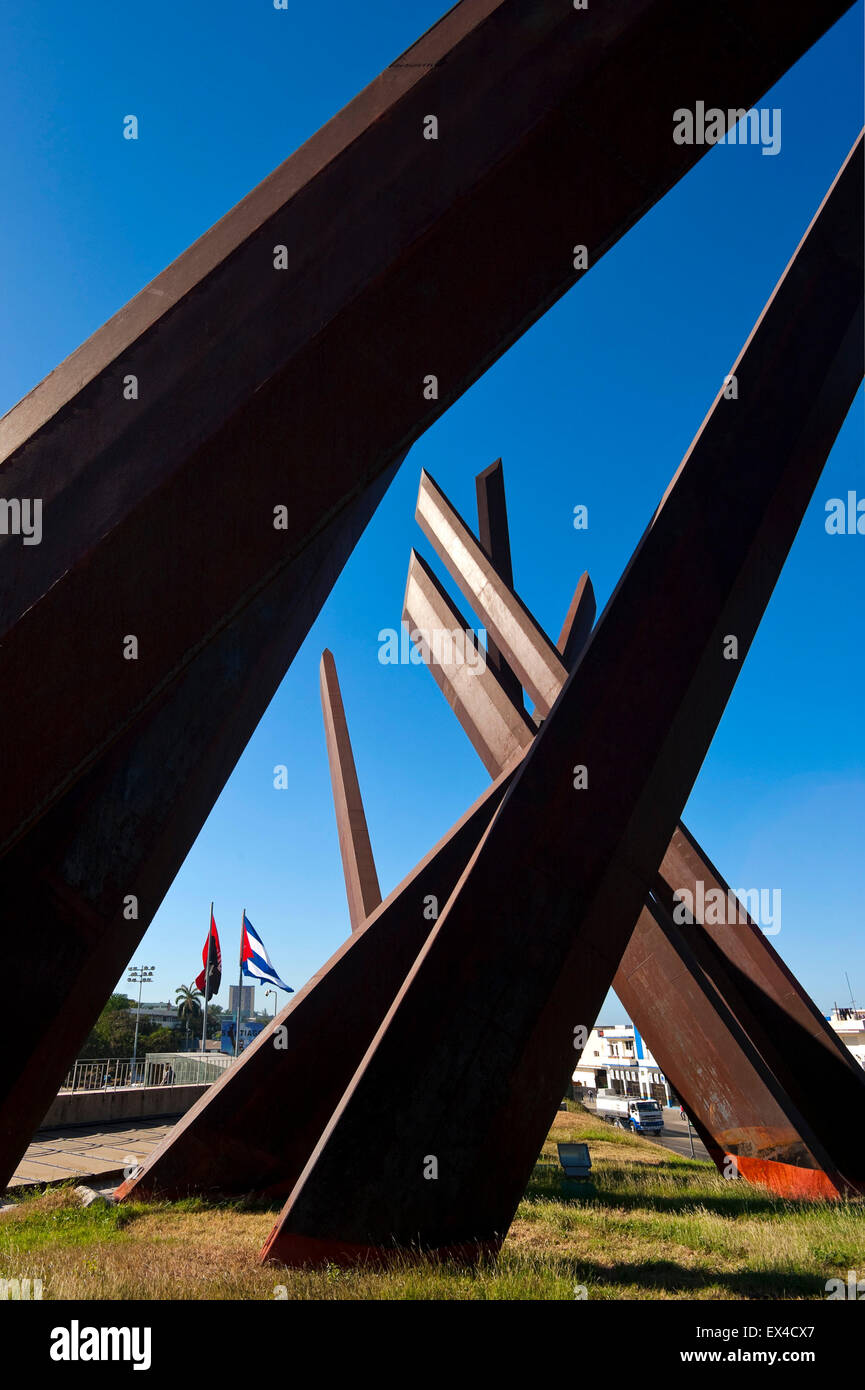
(555, 1254), (828, 1300)
(525, 1163), (800, 1219)
(116, 1192), (284, 1225)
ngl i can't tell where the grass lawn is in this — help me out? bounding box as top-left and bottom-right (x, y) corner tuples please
(1, 1107), (862, 1300)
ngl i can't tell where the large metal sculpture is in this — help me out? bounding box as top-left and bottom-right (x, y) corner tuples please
(402, 460), (865, 1198)
(6, 0), (847, 1191)
(117, 135), (863, 1235)
(260, 136), (862, 1264)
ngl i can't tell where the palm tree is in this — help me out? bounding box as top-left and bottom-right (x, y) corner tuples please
(175, 984), (203, 1026)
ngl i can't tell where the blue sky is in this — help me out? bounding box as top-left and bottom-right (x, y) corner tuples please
(1, 2), (862, 1024)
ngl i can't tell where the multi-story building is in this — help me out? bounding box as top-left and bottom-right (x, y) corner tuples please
(572, 1022), (674, 1106)
(228, 985), (255, 1020)
(572, 1007), (864, 1108)
(132, 1003), (179, 1029)
(827, 1006), (865, 1068)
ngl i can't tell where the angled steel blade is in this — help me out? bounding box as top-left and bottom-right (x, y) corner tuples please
(262, 136), (864, 1264)
(320, 650), (382, 932)
(411, 435), (865, 1195)
(403, 550), (534, 776)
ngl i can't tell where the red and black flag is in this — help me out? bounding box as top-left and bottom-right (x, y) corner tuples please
(195, 909), (222, 1000)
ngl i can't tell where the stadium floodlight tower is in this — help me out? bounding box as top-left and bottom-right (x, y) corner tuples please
(127, 965), (156, 1079)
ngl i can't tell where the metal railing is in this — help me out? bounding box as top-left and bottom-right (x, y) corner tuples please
(59, 1053), (234, 1093)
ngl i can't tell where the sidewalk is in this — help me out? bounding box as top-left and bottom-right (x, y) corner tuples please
(5, 1118), (175, 1192)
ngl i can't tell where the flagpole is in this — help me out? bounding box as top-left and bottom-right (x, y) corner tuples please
(234, 908), (245, 1057)
(200, 902), (213, 1055)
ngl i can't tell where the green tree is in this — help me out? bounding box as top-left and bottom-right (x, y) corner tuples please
(103, 992), (133, 1013)
(78, 1029), (111, 1060)
(175, 984), (203, 1025)
(100, 1009), (138, 1053)
(205, 1006), (223, 1041)
(79, 995), (136, 1058)
(138, 1026), (177, 1054)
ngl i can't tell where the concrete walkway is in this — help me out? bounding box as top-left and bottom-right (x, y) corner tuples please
(6, 1118), (175, 1191)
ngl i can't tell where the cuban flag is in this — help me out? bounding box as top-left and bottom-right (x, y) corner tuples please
(241, 913), (293, 993)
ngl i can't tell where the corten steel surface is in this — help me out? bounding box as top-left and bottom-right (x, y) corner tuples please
(367, 531), (831, 1192)
(652, 840), (865, 1190)
(1, 0), (842, 1191)
(659, 824), (865, 1084)
(261, 140), (864, 1265)
(416, 470), (570, 715)
(556, 572), (597, 672)
(616, 904), (848, 1197)
(420, 465), (865, 1193)
(320, 651), (382, 933)
(403, 550), (535, 775)
(0, 0), (852, 859)
(0, 473), (398, 1193)
(474, 460), (524, 712)
(115, 769), (514, 1203)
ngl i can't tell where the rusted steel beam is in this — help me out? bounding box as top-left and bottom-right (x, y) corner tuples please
(653, 836), (865, 1191)
(261, 138), (864, 1265)
(616, 899), (848, 1197)
(360, 521), (856, 1198)
(0, 476), (397, 1192)
(557, 572), (596, 671)
(659, 824), (864, 1082)
(3, 0), (840, 1187)
(3, 0), (848, 861)
(419, 446), (865, 1196)
(115, 768), (514, 1204)
(499, 500), (865, 1195)
(319, 650), (382, 932)
(476, 458), (598, 712)
(416, 469), (569, 715)
(618, 907), (853, 1197)
(475, 460), (524, 711)
(403, 550), (534, 775)
(406, 542), (861, 1194)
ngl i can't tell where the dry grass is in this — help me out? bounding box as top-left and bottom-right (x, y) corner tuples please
(2, 1108), (862, 1300)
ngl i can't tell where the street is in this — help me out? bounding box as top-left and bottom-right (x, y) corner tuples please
(582, 1099), (710, 1162)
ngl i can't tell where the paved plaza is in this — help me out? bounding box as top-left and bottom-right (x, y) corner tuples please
(6, 1118), (175, 1191)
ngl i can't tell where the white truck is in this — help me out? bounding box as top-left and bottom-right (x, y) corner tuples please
(595, 1092), (663, 1134)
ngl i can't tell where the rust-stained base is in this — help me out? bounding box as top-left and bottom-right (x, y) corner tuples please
(731, 1153), (859, 1201)
(260, 1227), (502, 1269)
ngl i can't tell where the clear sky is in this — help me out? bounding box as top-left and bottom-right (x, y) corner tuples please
(1, 2), (862, 1026)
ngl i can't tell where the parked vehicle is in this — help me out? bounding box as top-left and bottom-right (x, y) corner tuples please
(595, 1091), (663, 1134)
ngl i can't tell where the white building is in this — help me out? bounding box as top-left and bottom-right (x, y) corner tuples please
(572, 1009), (865, 1106)
(132, 1003), (179, 1030)
(827, 1007), (865, 1068)
(572, 1022), (674, 1106)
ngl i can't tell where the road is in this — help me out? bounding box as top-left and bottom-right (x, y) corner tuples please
(648, 1108), (711, 1161)
(582, 1100), (710, 1162)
